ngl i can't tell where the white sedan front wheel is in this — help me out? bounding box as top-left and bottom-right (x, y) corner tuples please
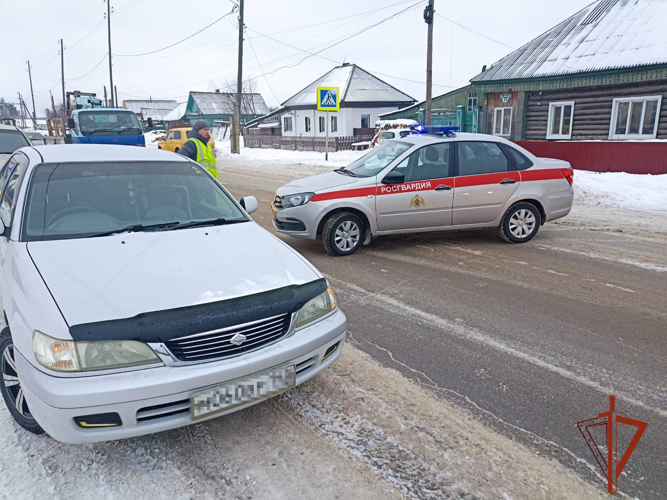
(499, 202), (541, 243)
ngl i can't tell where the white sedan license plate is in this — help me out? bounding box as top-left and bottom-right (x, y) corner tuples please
(190, 365), (296, 421)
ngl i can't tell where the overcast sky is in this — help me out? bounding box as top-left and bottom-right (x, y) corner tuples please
(1, 0), (594, 115)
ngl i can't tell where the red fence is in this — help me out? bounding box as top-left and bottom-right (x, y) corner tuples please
(517, 141), (667, 175)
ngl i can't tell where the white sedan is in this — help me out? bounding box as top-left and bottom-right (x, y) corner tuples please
(0, 145), (346, 444)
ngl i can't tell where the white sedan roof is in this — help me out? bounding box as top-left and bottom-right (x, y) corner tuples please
(22, 144), (189, 164)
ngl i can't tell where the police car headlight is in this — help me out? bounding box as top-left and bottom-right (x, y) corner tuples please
(281, 192), (315, 208)
(295, 286), (337, 329)
(33, 330), (161, 372)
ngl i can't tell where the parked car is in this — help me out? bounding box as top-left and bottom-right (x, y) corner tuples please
(0, 124), (31, 166)
(0, 145), (346, 443)
(25, 131), (46, 146)
(273, 128), (574, 255)
(158, 127), (216, 154)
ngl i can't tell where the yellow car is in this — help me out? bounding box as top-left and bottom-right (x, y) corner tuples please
(157, 127), (216, 154)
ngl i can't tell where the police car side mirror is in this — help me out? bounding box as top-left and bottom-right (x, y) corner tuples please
(240, 196), (258, 214)
(382, 170), (405, 185)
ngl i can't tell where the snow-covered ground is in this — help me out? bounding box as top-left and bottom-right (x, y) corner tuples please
(574, 170), (667, 212)
(144, 130), (165, 148)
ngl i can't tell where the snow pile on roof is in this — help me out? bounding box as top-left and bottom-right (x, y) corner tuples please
(141, 108), (174, 120)
(123, 99), (177, 113)
(473, 0), (667, 82)
(282, 64), (415, 107)
(164, 102), (187, 122)
(375, 119), (418, 128)
(575, 170), (667, 212)
(191, 92), (270, 115)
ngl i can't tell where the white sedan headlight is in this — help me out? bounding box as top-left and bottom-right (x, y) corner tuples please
(281, 192), (315, 208)
(295, 285), (337, 329)
(33, 330), (161, 372)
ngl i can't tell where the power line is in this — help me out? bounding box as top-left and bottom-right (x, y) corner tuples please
(269, 0), (419, 35)
(69, 19), (105, 49)
(248, 0), (424, 77)
(69, 53), (109, 80)
(115, 7), (237, 56)
(64, 1), (105, 39)
(116, 0), (150, 13)
(114, 38), (237, 69)
(435, 12), (515, 50)
(246, 31), (280, 104)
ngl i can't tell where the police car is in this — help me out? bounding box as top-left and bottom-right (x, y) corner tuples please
(272, 126), (574, 256)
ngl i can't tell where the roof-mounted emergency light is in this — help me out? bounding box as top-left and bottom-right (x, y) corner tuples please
(411, 125), (459, 137)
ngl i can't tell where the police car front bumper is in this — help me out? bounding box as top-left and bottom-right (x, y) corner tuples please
(272, 202), (322, 240)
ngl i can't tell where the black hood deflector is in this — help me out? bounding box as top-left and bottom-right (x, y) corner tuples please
(69, 278), (328, 343)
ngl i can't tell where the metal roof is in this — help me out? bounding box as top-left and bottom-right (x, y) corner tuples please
(282, 64), (415, 107)
(140, 108), (174, 120)
(190, 92), (270, 115)
(472, 0), (667, 82)
(123, 99), (178, 113)
(164, 102), (187, 122)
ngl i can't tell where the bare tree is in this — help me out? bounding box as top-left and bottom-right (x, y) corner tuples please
(220, 78), (260, 122)
(0, 98), (19, 118)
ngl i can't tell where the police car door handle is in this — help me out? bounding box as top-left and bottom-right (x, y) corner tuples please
(500, 178), (516, 185)
(435, 185), (452, 191)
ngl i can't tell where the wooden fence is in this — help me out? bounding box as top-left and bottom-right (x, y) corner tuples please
(244, 134), (374, 152)
(517, 141), (667, 175)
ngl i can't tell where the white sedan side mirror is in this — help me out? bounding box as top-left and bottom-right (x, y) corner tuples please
(240, 196), (258, 215)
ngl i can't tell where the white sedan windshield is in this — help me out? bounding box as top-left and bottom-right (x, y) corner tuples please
(23, 161), (247, 241)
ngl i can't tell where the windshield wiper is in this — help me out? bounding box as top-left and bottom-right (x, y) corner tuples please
(88, 221), (181, 237)
(334, 167), (357, 177)
(167, 218), (247, 230)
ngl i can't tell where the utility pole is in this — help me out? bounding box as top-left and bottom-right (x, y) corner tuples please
(114, 85), (118, 108)
(424, 0), (435, 125)
(60, 39), (67, 126)
(104, 86), (108, 107)
(50, 90), (56, 117)
(106, 0), (115, 107)
(27, 61), (37, 129)
(232, 0), (244, 154)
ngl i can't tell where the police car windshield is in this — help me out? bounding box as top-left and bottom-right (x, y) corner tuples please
(345, 141), (411, 178)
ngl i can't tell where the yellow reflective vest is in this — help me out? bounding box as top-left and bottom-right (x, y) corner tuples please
(188, 137), (219, 180)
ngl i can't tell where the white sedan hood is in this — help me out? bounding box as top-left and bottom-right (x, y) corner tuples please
(277, 171), (359, 196)
(28, 223), (320, 326)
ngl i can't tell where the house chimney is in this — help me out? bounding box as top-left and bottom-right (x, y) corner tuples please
(482, 65), (487, 72)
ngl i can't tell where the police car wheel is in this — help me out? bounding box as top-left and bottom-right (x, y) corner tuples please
(499, 202), (541, 243)
(0, 328), (44, 435)
(322, 212), (365, 256)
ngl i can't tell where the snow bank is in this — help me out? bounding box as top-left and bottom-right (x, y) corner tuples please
(144, 130), (165, 148)
(575, 170), (667, 212)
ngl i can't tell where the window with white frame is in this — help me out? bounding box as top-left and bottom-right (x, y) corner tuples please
(319, 116), (325, 133)
(283, 116), (293, 132)
(547, 101), (574, 139)
(609, 96), (662, 140)
(305, 116), (311, 132)
(467, 91), (478, 112)
(493, 107), (512, 136)
(331, 115), (338, 132)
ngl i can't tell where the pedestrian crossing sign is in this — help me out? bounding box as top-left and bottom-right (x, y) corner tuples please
(317, 87), (340, 111)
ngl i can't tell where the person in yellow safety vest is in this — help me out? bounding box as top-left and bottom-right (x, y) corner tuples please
(177, 121), (219, 180)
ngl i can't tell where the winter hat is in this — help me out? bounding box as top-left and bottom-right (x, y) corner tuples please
(193, 121), (209, 132)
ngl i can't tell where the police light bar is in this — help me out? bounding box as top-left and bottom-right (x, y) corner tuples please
(411, 125), (459, 136)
